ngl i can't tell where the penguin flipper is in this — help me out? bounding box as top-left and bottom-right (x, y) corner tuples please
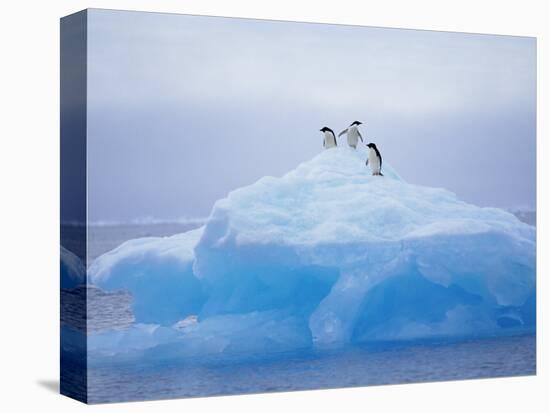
(365, 159), (369, 166)
(338, 129), (348, 137)
(358, 130), (363, 142)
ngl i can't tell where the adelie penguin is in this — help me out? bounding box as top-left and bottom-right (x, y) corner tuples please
(366, 143), (383, 176)
(320, 127), (337, 149)
(338, 121), (364, 149)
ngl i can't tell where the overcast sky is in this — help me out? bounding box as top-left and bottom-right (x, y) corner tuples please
(86, 9), (536, 223)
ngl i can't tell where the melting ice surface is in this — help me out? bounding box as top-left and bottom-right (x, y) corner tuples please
(87, 147), (535, 361)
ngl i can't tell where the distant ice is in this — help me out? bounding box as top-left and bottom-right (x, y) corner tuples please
(509, 208), (536, 227)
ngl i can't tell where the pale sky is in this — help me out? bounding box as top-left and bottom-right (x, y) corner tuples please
(86, 9), (536, 223)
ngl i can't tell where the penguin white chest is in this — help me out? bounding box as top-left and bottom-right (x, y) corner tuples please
(368, 149), (381, 174)
(324, 131), (336, 148)
(347, 126), (360, 148)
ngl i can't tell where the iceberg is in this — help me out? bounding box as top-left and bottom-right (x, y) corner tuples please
(88, 147), (535, 358)
(61, 246), (86, 289)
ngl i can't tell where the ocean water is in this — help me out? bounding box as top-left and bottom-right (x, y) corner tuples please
(87, 335), (535, 404)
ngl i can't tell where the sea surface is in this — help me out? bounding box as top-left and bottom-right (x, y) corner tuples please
(87, 334), (535, 404)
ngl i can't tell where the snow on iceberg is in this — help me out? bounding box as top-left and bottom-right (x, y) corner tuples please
(88, 146), (535, 358)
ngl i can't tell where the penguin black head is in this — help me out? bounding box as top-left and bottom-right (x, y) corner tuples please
(320, 127), (334, 133)
(350, 121), (363, 126)
(367, 143), (377, 149)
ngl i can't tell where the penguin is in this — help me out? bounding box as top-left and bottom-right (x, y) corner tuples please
(320, 127), (337, 149)
(366, 143), (383, 176)
(338, 121), (364, 149)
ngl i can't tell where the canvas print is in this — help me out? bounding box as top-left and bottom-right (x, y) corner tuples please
(60, 9), (536, 404)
